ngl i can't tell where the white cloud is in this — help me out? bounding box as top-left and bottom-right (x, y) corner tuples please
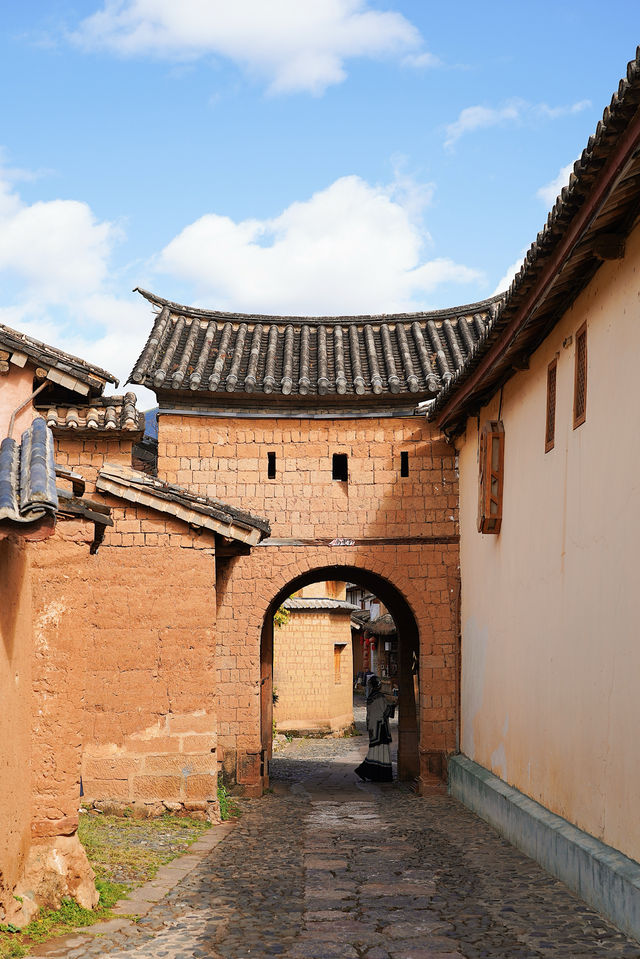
(444, 98), (591, 150)
(156, 174), (483, 314)
(536, 162), (574, 208)
(72, 0), (428, 95)
(0, 165), (153, 403)
(492, 249), (527, 296)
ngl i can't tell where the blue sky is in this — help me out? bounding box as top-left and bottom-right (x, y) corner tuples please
(1, 1), (638, 404)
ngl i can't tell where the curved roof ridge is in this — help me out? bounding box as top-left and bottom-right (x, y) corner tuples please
(134, 287), (504, 325)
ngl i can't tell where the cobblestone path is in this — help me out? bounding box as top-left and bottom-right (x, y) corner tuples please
(50, 711), (640, 959)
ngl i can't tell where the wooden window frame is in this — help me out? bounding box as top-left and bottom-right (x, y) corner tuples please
(573, 322), (587, 430)
(477, 420), (505, 534)
(545, 358), (557, 453)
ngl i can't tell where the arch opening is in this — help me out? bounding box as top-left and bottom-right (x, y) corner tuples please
(260, 564), (420, 787)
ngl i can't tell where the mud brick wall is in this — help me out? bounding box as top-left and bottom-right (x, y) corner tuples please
(217, 542), (459, 792)
(273, 607), (354, 733)
(0, 540), (33, 919)
(30, 490), (219, 817)
(157, 414), (458, 540)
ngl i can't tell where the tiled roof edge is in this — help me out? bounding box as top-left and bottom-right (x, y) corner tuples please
(0, 323), (118, 391)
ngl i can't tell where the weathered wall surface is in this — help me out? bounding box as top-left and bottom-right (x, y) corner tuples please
(0, 364), (37, 437)
(457, 220), (640, 862)
(0, 539), (33, 920)
(158, 415), (456, 540)
(30, 476), (219, 818)
(273, 608), (353, 732)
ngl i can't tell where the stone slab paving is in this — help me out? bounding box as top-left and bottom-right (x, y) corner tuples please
(30, 716), (640, 958)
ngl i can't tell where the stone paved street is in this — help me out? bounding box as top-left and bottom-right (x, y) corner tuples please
(37, 708), (640, 959)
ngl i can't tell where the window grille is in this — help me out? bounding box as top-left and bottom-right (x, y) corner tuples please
(545, 359), (557, 452)
(573, 323), (587, 429)
(477, 420), (505, 534)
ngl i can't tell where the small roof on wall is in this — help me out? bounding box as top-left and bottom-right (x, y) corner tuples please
(129, 288), (499, 402)
(0, 322), (118, 396)
(37, 393), (144, 436)
(283, 597), (359, 612)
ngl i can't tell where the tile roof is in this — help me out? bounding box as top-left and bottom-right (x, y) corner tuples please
(96, 463), (270, 546)
(0, 417), (58, 524)
(38, 393), (144, 435)
(283, 597), (359, 612)
(365, 612), (397, 637)
(0, 323), (118, 396)
(432, 47), (640, 431)
(129, 289), (499, 401)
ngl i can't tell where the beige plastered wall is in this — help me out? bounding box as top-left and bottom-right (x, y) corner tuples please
(457, 219), (640, 862)
(0, 539), (33, 920)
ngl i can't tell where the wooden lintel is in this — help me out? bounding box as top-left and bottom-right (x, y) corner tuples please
(591, 233), (626, 260)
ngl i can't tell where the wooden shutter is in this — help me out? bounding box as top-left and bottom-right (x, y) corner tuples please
(545, 359), (557, 453)
(573, 323), (587, 429)
(477, 421), (505, 534)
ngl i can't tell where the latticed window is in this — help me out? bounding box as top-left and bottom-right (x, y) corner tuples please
(477, 421), (505, 534)
(573, 323), (587, 429)
(545, 359), (557, 452)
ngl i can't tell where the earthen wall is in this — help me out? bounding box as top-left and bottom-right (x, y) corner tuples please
(273, 608), (353, 732)
(0, 540), (33, 920)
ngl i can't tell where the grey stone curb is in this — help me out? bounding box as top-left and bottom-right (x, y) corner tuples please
(449, 754), (640, 943)
(26, 821), (236, 957)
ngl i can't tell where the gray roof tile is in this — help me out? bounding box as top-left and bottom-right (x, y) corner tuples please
(129, 289), (499, 400)
(0, 417), (58, 524)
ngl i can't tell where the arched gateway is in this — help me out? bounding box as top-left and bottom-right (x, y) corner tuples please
(130, 289), (500, 795)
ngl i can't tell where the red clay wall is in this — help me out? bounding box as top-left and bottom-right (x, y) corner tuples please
(33, 433), (220, 818)
(158, 411), (459, 789)
(157, 414), (457, 540)
(273, 607), (354, 733)
(0, 540), (33, 920)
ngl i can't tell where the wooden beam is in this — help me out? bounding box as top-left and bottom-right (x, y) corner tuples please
(591, 233), (626, 260)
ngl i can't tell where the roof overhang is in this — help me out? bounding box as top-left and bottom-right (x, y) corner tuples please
(96, 464), (268, 547)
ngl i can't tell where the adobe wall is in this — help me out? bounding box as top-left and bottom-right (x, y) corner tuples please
(273, 608), (354, 733)
(0, 540), (33, 921)
(216, 542), (459, 791)
(157, 414), (457, 540)
(34, 432), (220, 819)
(0, 363), (37, 437)
(456, 220), (640, 862)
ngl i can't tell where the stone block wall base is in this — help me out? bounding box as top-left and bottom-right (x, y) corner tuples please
(86, 798), (220, 823)
(449, 754), (640, 942)
(11, 833), (99, 928)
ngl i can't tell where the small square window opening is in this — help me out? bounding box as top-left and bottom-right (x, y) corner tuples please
(400, 451), (409, 477)
(267, 451), (276, 479)
(332, 453), (348, 481)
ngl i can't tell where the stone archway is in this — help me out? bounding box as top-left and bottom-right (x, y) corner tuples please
(215, 541), (459, 795)
(260, 564), (421, 786)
